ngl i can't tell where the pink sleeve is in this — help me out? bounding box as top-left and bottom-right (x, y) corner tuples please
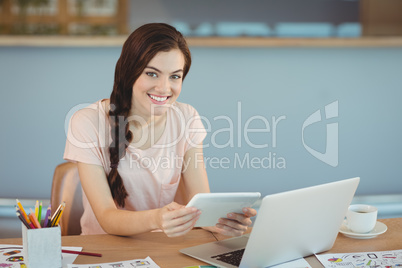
(63, 107), (105, 167)
(184, 105), (207, 152)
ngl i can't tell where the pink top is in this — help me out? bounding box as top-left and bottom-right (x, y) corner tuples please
(64, 99), (206, 235)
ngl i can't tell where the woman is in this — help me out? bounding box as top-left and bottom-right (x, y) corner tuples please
(64, 23), (256, 237)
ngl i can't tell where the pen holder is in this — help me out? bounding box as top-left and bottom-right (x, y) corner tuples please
(22, 224), (62, 268)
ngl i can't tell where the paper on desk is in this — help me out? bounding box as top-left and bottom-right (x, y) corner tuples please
(67, 256), (160, 268)
(184, 258), (312, 268)
(316, 249), (402, 268)
(268, 257), (312, 268)
(0, 244), (81, 268)
(62, 246), (84, 267)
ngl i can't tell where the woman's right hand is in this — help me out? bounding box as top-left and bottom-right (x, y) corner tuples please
(157, 202), (201, 237)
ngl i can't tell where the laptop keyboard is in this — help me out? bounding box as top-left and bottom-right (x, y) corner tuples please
(211, 248), (245, 267)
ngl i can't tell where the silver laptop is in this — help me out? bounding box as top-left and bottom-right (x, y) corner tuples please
(180, 177), (360, 268)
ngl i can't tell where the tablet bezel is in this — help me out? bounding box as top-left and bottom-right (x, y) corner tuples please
(186, 192), (261, 227)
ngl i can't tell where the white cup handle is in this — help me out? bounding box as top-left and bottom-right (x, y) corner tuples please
(344, 216), (349, 229)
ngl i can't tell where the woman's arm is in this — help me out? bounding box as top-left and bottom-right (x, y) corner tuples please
(181, 145), (257, 236)
(77, 162), (200, 237)
(181, 145), (211, 199)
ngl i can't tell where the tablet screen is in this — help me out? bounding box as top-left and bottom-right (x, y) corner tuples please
(186, 192), (261, 227)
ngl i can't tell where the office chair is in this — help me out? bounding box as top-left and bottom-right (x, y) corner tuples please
(51, 162), (189, 236)
(51, 162), (84, 236)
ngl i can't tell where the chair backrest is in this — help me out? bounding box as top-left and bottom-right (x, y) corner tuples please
(51, 162), (84, 236)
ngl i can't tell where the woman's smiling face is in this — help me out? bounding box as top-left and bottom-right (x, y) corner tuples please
(131, 49), (185, 119)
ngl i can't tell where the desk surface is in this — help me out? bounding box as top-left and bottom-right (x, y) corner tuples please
(0, 218), (401, 267)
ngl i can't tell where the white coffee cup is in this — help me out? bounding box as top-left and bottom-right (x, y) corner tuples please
(345, 204), (378, 233)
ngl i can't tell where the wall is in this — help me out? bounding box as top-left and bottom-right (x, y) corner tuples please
(0, 45), (401, 199)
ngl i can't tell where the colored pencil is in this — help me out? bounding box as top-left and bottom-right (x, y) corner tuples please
(29, 209), (41, 229)
(34, 200), (39, 219)
(43, 204), (51, 228)
(53, 203), (65, 227)
(16, 199), (29, 223)
(46, 212), (52, 227)
(16, 206), (35, 229)
(50, 202), (63, 224)
(28, 213), (38, 229)
(37, 201), (42, 223)
(51, 202), (65, 227)
(62, 250), (102, 257)
(16, 211), (31, 229)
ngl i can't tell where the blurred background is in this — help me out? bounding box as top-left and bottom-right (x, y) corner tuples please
(1, 0), (402, 238)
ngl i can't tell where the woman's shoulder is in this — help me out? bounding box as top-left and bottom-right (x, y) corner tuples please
(171, 101), (201, 118)
(70, 99), (108, 127)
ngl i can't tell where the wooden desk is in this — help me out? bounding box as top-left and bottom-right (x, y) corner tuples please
(0, 218), (400, 267)
(0, 228), (215, 267)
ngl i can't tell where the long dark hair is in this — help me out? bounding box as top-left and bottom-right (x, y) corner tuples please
(108, 23), (192, 207)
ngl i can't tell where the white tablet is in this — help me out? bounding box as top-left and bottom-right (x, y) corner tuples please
(186, 192), (261, 227)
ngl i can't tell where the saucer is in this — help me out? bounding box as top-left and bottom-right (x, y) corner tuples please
(339, 221), (387, 239)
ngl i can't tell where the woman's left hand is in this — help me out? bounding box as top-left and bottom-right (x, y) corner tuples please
(212, 207), (257, 237)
